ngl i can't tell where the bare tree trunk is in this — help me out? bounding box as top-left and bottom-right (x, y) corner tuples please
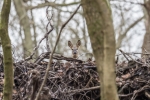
(81, 0), (119, 100)
(55, 9), (61, 53)
(0, 0), (13, 99)
(30, 9), (38, 58)
(13, 0), (33, 58)
(142, 1), (150, 55)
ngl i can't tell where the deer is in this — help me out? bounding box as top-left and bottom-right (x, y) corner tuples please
(68, 40), (81, 58)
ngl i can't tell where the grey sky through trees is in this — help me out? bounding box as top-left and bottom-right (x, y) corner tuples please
(0, 0), (146, 60)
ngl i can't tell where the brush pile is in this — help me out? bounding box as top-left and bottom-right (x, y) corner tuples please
(0, 52), (150, 100)
(0, 52), (99, 100)
(116, 55), (150, 100)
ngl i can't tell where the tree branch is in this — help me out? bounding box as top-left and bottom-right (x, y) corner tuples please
(116, 16), (144, 49)
(27, 1), (80, 10)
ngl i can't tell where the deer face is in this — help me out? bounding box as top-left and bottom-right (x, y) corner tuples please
(68, 40), (81, 58)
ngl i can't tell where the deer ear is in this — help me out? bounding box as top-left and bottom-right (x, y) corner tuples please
(68, 41), (73, 48)
(76, 40), (81, 48)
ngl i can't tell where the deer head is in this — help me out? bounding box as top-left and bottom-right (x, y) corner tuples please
(68, 40), (81, 58)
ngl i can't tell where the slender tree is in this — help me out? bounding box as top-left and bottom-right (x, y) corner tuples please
(81, 0), (119, 100)
(13, 0), (33, 58)
(142, 0), (150, 56)
(0, 0), (13, 100)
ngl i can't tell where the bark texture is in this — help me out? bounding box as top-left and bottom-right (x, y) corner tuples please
(0, 0), (13, 100)
(13, 0), (33, 57)
(81, 0), (119, 100)
(142, 1), (150, 55)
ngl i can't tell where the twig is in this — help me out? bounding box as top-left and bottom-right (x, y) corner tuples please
(27, 1), (80, 10)
(65, 86), (100, 93)
(118, 83), (129, 93)
(126, 53), (144, 65)
(131, 85), (150, 100)
(110, 0), (143, 5)
(46, 6), (53, 52)
(116, 52), (150, 56)
(119, 93), (133, 97)
(119, 49), (129, 61)
(119, 49), (144, 65)
(35, 4), (81, 100)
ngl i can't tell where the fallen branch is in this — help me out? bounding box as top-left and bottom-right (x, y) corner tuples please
(65, 86), (100, 93)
